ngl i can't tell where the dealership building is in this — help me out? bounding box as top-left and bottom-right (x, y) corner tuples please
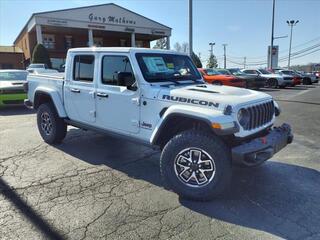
(13, 3), (171, 69)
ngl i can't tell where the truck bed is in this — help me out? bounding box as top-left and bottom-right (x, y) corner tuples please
(27, 73), (65, 105)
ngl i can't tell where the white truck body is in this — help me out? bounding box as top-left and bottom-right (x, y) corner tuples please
(25, 47), (293, 200)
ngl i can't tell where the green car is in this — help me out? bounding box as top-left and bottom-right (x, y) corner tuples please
(0, 70), (28, 107)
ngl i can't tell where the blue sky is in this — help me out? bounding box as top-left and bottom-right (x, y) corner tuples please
(0, 0), (319, 67)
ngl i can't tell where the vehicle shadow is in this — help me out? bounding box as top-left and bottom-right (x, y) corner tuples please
(0, 178), (65, 240)
(284, 86), (308, 90)
(54, 128), (320, 239)
(0, 105), (35, 116)
(258, 88), (280, 92)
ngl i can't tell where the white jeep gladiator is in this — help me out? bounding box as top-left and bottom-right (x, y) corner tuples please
(25, 47), (293, 201)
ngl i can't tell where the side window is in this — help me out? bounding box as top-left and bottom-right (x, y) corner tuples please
(245, 70), (255, 74)
(102, 56), (134, 86)
(73, 55), (95, 82)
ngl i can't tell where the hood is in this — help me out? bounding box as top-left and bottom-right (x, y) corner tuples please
(262, 73), (282, 78)
(203, 75), (235, 80)
(157, 84), (272, 111)
(0, 80), (26, 89)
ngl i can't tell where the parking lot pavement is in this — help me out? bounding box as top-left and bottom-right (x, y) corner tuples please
(0, 85), (319, 240)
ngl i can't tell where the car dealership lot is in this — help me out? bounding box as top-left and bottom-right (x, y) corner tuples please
(0, 85), (319, 240)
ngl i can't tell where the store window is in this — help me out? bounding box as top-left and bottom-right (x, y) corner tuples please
(120, 39), (127, 47)
(93, 37), (103, 47)
(43, 34), (55, 49)
(136, 41), (144, 48)
(65, 36), (73, 49)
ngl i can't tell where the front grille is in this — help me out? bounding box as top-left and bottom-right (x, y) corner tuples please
(0, 88), (25, 94)
(284, 77), (293, 80)
(243, 101), (274, 130)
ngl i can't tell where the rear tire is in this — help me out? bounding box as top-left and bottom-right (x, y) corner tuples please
(160, 130), (232, 201)
(212, 81), (222, 85)
(37, 103), (67, 144)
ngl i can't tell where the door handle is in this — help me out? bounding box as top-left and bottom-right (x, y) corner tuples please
(70, 88), (80, 93)
(97, 92), (109, 98)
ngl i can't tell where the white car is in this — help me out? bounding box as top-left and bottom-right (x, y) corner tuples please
(26, 63), (48, 73)
(24, 47), (293, 201)
(241, 68), (293, 88)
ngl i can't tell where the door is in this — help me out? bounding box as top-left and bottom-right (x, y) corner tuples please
(95, 54), (140, 134)
(64, 54), (96, 123)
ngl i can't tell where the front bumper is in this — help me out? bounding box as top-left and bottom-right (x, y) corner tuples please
(231, 123), (293, 166)
(0, 93), (27, 106)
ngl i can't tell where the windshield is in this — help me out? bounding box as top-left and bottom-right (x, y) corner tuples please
(135, 53), (202, 83)
(229, 69), (244, 76)
(0, 71), (28, 81)
(205, 68), (220, 76)
(258, 69), (271, 74)
(281, 70), (294, 75)
(216, 69), (231, 75)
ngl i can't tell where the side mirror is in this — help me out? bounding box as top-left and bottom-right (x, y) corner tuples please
(118, 72), (137, 90)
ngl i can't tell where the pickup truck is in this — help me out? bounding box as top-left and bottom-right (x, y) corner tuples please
(25, 47), (293, 201)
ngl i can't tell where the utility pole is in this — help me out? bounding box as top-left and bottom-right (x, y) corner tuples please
(209, 42), (215, 56)
(222, 44), (227, 69)
(287, 20), (299, 69)
(243, 57), (246, 69)
(270, 0), (275, 69)
(188, 0), (193, 57)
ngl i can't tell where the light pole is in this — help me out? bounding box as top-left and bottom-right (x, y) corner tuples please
(189, 0), (193, 56)
(209, 42), (215, 56)
(269, 0), (276, 69)
(287, 20), (299, 69)
(222, 44), (227, 69)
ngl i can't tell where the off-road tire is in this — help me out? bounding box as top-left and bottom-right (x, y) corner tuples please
(37, 103), (67, 144)
(160, 130), (232, 201)
(212, 81), (222, 85)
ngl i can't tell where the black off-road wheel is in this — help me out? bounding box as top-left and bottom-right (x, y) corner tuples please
(37, 103), (67, 144)
(212, 81), (222, 85)
(160, 130), (232, 201)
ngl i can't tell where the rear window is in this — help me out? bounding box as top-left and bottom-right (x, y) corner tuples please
(73, 55), (95, 82)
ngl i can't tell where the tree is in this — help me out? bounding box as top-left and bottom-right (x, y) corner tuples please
(207, 54), (218, 68)
(191, 52), (202, 68)
(174, 42), (189, 53)
(31, 44), (52, 68)
(153, 38), (167, 49)
(174, 42), (182, 52)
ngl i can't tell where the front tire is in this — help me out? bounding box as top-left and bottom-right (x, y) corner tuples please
(160, 130), (232, 201)
(37, 103), (67, 144)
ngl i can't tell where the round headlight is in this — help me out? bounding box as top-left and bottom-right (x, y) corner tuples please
(237, 108), (250, 127)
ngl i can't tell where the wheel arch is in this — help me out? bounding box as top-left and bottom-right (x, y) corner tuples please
(34, 90), (67, 118)
(151, 112), (214, 148)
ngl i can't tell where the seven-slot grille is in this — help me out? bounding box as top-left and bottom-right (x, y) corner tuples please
(243, 101), (274, 130)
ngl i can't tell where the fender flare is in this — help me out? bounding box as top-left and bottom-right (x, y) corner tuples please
(34, 88), (67, 118)
(150, 105), (237, 145)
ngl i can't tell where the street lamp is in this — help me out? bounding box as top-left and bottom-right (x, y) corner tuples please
(209, 42), (215, 56)
(287, 20), (299, 69)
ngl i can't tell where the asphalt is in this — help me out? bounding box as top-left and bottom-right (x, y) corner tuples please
(0, 84), (319, 240)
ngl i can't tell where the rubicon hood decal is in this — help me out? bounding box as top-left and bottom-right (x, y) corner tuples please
(162, 94), (219, 108)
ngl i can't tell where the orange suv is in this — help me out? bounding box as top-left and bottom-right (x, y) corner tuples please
(198, 68), (245, 87)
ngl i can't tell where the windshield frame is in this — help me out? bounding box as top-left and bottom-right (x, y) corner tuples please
(135, 52), (202, 83)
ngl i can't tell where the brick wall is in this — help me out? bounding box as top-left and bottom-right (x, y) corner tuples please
(0, 52), (24, 69)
